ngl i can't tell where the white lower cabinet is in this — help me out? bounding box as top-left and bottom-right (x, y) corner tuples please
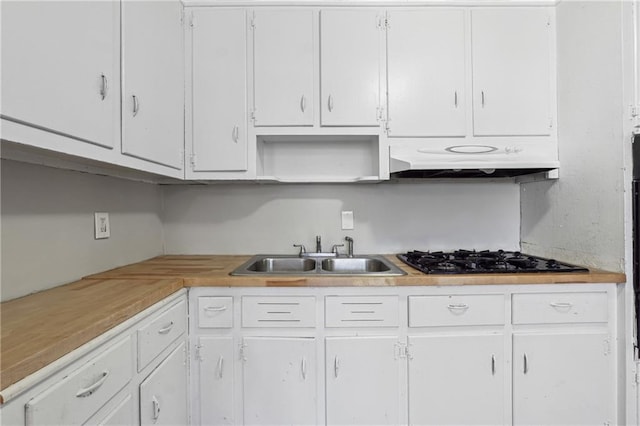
(198, 337), (235, 425)
(242, 337), (317, 425)
(512, 332), (613, 426)
(140, 341), (189, 426)
(408, 334), (504, 426)
(325, 336), (401, 426)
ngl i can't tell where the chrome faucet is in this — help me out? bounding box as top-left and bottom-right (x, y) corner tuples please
(293, 244), (307, 257)
(316, 235), (322, 253)
(345, 236), (354, 257)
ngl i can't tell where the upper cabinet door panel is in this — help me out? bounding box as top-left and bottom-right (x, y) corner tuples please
(387, 9), (466, 137)
(1, 1), (119, 148)
(192, 8), (247, 172)
(320, 9), (382, 127)
(472, 8), (552, 137)
(122, 0), (184, 170)
(253, 9), (314, 127)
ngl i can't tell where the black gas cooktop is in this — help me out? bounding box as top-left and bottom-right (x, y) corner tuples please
(397, 250), (589, 274)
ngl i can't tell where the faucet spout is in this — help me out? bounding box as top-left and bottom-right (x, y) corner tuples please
(345, 236), (354, 257)
(316, 235), (322, 253)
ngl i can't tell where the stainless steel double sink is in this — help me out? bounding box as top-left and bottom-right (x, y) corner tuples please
(230, 254), (406, 276)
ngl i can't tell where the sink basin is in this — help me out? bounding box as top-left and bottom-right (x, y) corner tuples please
(321, 258), (391, 273)
(231, 255), (406, 276)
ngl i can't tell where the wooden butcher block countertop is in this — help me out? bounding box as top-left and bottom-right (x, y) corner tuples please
(86, 254), (627, 286)
(0, 278), (183, 400)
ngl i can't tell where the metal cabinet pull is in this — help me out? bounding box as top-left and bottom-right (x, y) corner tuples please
(76, 371), (109, 397)
(132, 95), (140, 117)
(300, 95), (307, 113)
(100, 74), (108, 100)
(447, 303), (469, 312)
(454, 91), (458, 108)
(217, 355), (224, 379)
(334, 356), (340, 378)
(301, 357), (307, 380)
(481, 91), (485, 108)
(158, 322), (174, 335)
(523, 353), (529, 374)
(232, 125), (239, 143)
(491, 355), (496, 376)
(205, 305), (227, 312)
(152, 395), (161, 421)
(550, 302), (573, 309)
(328, 95), (334, 112)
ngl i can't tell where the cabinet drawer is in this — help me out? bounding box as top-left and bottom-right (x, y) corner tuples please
(198, 296), (233, 328)
(25, 337), (133, 426)
(137, 299), (187, 371)
(409, 295), (504, 327)
(512, 292), (608, 324)
(325, 296), (399, 327)
(242, 296), (316, 327)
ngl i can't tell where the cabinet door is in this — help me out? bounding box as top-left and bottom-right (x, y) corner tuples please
(198, 337), (235, 426)
(320, 10), (382, 127)
(1, 1), (119, 148)
(191, 8), (247, 172)
(408, 334), (504, 426)
(242, 337), (317, 425)
(387, 9), (466, 137)
(471, 8), (552, 136)
(253, 9), (314, 127)
(513, 333), (614, 425)
(140, 342), (188, 426)
(122, 0), (184, 170)
(325, 336), (401, 425)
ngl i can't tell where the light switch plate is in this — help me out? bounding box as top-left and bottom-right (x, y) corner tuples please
(94, 212), (110, 239)
(341, 211), (354, 230)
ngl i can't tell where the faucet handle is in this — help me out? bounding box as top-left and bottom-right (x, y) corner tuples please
(293, 244), (307, 257)
(331, 244), (344, 256)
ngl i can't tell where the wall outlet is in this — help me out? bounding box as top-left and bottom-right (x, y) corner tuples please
(94, 212), (110, 239)
(341, 211), (354, 230)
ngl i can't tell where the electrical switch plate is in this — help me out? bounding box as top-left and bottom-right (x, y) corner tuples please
(341, 211), (354, 230)
(94, 212), (110, 239)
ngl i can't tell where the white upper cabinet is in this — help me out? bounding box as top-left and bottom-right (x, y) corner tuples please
(190, 8), (247, 174)
(1, 1), (119, 149)
(387, 9), (466, 137)
(122, 0), (184, 170)
(253, 10), (314, 127)
(320, 9), (383, 127)
(471, 8), (553, 137)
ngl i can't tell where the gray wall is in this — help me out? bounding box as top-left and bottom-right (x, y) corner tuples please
(520, 1), (627, 272)
(161, 181), (520, 255)
(1, 160), (164, 301)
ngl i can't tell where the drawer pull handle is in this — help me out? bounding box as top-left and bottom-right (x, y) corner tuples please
(454, 90), (458, 108)
(550, 302), (573, 309)
(152, 395), (161, 421)
(300, 95), (307, 113)
(132, 95), (140, 117)
(301, 357), (307, 380)
(217, 355), (224, 379)
(328, 95), (334, 112)
(523, 353), (529, 374)
(491, 355), (496, 376)
(232, 125), (239, 143)
(334, 356), (340, 378)
(158, 322), (174, 335)
(76, 371), (109, 397)
(100, 74), (108, 100)
(447, 303), (469, 312)
(205, 306), (227, 312)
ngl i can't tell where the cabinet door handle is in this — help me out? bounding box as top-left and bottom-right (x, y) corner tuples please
(205, 305), (227, 312)
(491, 355), (496, 376)
(523, 353), (529, 374)
(454, 90), (458, 108)
(217, 355), (224, 379)
(158, 321), (174, 335)
(328, 95), (334, 112)
(76, 371), (109, 397)
(300, 95), (307, 113)
(301, 357), (307, 380)
(152, 395), (161, 421)
(481, 91), (485, 108)
(550, 302), (573, 309)
(334, 356), (340, 378)
(100, 74), (108, 100)
(132, 95), (140, 117)
(447, 303), (469, 312)
(232, 125), (239, 143)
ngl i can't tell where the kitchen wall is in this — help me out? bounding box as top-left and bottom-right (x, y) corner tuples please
(520, 0), (630, 273)
(161, 181), (520, 255)
(0, 159), (164, 301)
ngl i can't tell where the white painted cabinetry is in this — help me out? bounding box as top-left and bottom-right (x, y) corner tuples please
(188, 8), (248, 176)
(386, 9), (466, 137)
(122, 0), (184, 170)
(198, 337), (235, 425)
(252, 10), (315, 127)
(471, 8), (553, 137)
